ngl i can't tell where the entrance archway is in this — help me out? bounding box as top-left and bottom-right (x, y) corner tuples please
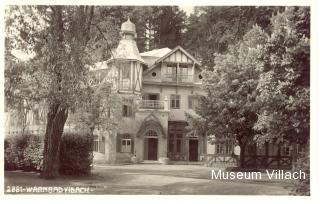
(144, 130), (158, 160)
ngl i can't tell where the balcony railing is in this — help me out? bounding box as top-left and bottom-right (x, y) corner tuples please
(140, 100), (164, 109)
(162, 74), (194, 83)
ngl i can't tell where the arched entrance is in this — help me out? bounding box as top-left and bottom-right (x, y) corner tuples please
(136, 114), (166, 161)
(144, 130), (158, 160)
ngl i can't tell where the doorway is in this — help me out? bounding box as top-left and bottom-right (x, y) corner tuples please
(144, 138), (158, 160)
(189, 140), (198, 161)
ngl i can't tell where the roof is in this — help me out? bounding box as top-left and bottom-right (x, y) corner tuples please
(121, 17), (136, 34)
(140, 47), (172, 66)
(143, 45), (201, 74)
(111, 39), (146, 63)
(154, 46), (201, 66)
(140, 47), (172, 58)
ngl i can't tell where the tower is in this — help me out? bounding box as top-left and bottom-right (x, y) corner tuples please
(110, 17), (146, 94)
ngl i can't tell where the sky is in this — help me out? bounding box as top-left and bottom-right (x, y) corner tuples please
(179, 6), (194, 16)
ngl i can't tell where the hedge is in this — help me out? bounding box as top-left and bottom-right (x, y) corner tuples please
(4, 134), (43, 171)
(4, 133), (93, 176)
(59, 133), (93, 175)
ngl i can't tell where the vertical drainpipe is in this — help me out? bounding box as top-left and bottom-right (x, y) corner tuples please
(164, 96), (169, 111)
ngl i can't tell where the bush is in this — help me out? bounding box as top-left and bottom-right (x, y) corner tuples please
(4, 134), (43, 171)
(4, 133), (93, 176)
(59, 133), (93, 176)
(291, 151), (310, 196)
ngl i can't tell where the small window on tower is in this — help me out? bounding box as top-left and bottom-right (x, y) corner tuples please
(152, 72), (157, 77)
(122, 105), (133, 117)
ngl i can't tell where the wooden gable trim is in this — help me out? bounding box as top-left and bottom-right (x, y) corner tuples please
(156, 46), (201, 66)
(143, 46), (201, 75)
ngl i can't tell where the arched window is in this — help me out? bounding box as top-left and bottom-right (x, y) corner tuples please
(145, 130), (158, 137)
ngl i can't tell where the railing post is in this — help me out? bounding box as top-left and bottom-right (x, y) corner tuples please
(164, 96), (169, 110)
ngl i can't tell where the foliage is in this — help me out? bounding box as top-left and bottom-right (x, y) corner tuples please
(290, 149), (310, 196)
(94, 6), (187, 51)
(4, 133), (93, 176)
(254, 7), (310, 145)
(187, 25), (268, 167)
(4, 5), (121, 178)
(188, 7), (309, 172)
(4, 134), (43, 171)
(59, 133), (94, 175)
(183, 6), (283, 68)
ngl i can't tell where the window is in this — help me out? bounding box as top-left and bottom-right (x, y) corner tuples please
(215, 142), (234, 155)
(177, 67), (188, 76)
(120, 62), (131, 89)
(168, 122), (186, 160)
(93, 136), (99, 152)
(282, 143), (291, 156)
(216, 144), (224, 154)
(151, 72), (157, 77)
(146, 130), (158, 137)
(122, 105), (133, 117)
(225, 144), (233, 154)
(188, 96), (199, 110)
(167, 64), (177, 75)
(121, 135), (132, 153)
(170, 94), (180, 109)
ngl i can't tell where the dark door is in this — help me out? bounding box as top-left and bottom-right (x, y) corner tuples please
(189, 140), (198, 161)
(148, 138), (158, 160)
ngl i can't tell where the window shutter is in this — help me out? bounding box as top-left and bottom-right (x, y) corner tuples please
(116, 134), (121, 152)
(131, 139), (135, 154)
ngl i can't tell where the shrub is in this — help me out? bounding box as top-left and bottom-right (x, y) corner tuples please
(5, 133), (93, 176)
(4, 134), (43, 171)
(291, 151), (310, 196)
(59, 133), (93, 176)
(23, 136), (43, 171)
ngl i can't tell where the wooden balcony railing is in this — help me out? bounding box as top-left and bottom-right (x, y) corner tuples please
(162, 74), (194, 83)
(140, 100), (164, 109)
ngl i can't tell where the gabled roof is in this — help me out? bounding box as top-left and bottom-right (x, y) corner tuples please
(143, 45), (201, 74)
(156, 46), (201, 65)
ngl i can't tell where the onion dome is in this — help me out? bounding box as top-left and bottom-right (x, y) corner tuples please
(120, 17), (136, 36)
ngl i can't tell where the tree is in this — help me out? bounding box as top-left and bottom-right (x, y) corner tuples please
(254, 7), (310, 146)
(253, 7), (310, 194)
(183, 6), (283, 68)
(5, 5), (118, 178)
(187, 25), (268, 167)
(96, 6), (187, 52)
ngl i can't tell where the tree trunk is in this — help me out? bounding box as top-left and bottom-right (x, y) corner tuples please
(41, 103), (68, 179)
(239, 144), (246, 168)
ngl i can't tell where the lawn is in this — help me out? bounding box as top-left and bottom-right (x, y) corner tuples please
(4, 164), (294, 195)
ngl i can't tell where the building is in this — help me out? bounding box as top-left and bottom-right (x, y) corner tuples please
(5, 18), (300, 168)
(90, 18), (206, 163)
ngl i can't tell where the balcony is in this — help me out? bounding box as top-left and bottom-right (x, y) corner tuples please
(162, 74), (194, 83)
(140, 100), (165, 110)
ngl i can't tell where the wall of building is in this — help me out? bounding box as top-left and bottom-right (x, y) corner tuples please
(142, 84), (204, 121)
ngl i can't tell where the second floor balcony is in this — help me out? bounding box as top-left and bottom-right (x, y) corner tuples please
(162, 74), (194, 83)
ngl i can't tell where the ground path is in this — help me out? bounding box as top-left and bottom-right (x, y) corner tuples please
(4, 164), (293, 195)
